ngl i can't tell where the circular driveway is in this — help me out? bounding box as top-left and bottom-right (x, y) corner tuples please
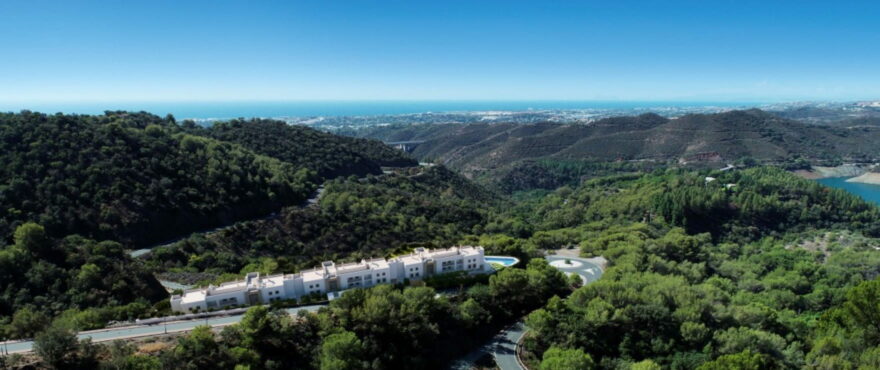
(546, 255), (604, 284)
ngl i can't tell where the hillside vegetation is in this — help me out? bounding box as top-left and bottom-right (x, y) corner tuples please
(349, 109), (880, 189)
(25, 166), (880, 370)
(187, 118), (416, 178)
(485, 167), (880, 368)
(4, 109), (880, 370)
(146, 165), (497, 283)
(0, 223), (166, 338)
(0, 111), (413, 247)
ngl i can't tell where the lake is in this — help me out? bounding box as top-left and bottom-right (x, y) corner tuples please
(816, 177), (880, 206)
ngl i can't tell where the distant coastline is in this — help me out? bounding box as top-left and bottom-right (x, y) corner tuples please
(0, 100), (763, 120)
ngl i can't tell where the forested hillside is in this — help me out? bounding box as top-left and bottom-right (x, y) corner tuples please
(486, 167), (880, 368)
(4, 110), (880, 370)
(25, 166), (880, 369)
(347, 109), (880, 189)
(0, 111), (414, 247)
(187, 118), (416, 178)
(0, 223), (166, 339)
(146, 165), (497, 283)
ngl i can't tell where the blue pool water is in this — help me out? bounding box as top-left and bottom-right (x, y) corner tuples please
(484, 256), (520, 267)
(816, 177), (880, 206)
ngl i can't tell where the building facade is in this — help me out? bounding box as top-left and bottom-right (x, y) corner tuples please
(170, 246), (486, 313)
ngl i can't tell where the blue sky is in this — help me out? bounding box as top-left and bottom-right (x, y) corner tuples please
(1, 0), (878, 102)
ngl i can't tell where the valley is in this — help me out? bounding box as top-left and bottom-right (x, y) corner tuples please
(1, 109), (880, 370)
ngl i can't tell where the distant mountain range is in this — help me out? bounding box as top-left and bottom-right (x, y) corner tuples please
(348, 109), (880, 183)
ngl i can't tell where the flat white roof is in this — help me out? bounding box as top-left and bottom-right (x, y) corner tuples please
(459, 248), (481, 256)
(302, 270), (325, 282)
(261, 275), (285, 288)
(427, 249), (457, 258)
(180, 290), (206, 304)
(400, 255), (423, 265)
(336, 262), (369, 274)
(212, 281), (246, 294)
(174, 246), (485, 307)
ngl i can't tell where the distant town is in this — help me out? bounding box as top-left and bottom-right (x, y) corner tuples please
(181, 100), (880, 131)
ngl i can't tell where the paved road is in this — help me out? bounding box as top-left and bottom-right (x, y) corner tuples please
(128, 185), (324, 258)
(449, 322), (526, 370)
(493, 322), (527, 370)
(1, 304), (325, 355)
(451, 255), (604, 370)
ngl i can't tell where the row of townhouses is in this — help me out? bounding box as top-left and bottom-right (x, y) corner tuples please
(170, 246), (487, 313)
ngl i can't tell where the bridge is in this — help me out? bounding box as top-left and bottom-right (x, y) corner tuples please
(384, 140), (425, 152)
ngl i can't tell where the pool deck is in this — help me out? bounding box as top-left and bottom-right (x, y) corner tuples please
(484, 255), (521, 269)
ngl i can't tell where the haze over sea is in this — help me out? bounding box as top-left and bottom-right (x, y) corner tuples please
(0, 100), (760, 120)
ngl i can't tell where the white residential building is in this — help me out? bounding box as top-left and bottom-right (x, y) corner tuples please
(170, 246), (487, 313)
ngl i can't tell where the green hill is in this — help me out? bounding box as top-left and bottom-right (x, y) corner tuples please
(0, 223), (166, 328)
(146, 165), (498, 281)
(350, 110), (880, 183)
(189, 118), (416, 178)
(0, 111), (413, 247)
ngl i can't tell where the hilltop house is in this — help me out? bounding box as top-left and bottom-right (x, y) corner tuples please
(170, 246), (487, 313)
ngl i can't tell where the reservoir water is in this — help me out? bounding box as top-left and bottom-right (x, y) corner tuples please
(816, 177), (880, 206)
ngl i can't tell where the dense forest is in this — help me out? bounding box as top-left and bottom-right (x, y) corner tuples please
(0, 223), (165, 339)
(0, 111), (414, 247)
(184, 118), (416, 178)
(146, 165), (496, 284)
(2, 110), (880, 370)
(490, 167), (880, 368)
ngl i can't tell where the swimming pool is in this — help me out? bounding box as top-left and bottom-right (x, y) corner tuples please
(484, 256), (520, 267)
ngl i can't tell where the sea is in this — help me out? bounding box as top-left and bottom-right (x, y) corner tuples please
(0, 100), (759, 120)
(816, 177), (880, 206)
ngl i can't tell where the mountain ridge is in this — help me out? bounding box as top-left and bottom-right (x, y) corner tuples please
(348, 109), (880, 179)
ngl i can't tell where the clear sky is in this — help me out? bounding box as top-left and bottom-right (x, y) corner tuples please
(1, 0), (879, 102)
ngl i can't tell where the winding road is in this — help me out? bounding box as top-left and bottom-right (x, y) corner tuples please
(2, 252), (605, 367)
(451, 254), (605, 370)
(1, 304), (325, 355)
(128, 185), (325, 258)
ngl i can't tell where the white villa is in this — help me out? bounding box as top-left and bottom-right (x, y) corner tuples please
(170, 246), (487, 313)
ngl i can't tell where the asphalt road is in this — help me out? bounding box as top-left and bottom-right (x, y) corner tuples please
(1, 304), (325, 355)
(3, 254), (604, 365)
(493, 322), (528, 370)
(128, 185), (324, 258)
(450, 255), (604, 370)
